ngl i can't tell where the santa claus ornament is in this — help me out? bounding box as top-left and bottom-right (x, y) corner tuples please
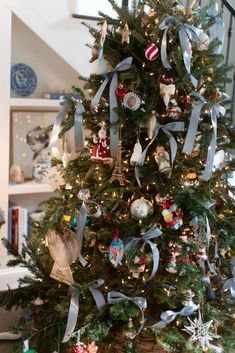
(145, 43), (160, 61)
(91, 122), (110, 162)
(162, 195), (183, 230)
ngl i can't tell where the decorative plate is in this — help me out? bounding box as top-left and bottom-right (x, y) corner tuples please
(11, 63), (37, 97)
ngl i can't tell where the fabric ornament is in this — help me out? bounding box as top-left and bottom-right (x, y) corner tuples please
(91, 57), (133, 159)
(91, 122), (110, 162)
(145, 43), (160, 61)
(194, 31), (210, 51)
(46, 229), (79, 285)
(160, 74), (176, 107)
(155, 145), (172, 176)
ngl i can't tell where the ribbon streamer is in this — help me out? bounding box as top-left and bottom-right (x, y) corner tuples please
(74, 101), (85, 152)
(91, 57), (133, 159)
(159, 17), (203, 87)
(150, 304), (198, 329)
(135, 121), (184, 185)
(208, 2), (224, 55)
(183, 92), (226, 181)
(63, 279), (106, 343)
(222, 257), (235, 298)
(108, 291), (147, 337)
(77, 195), (102, 267)
(49, 100), (69, 148)
(125, 227), (162, 281)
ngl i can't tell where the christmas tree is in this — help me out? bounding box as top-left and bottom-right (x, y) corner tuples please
(1, 1), (235, 353)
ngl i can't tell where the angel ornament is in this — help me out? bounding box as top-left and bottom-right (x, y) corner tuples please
(91, 122), (110, 162)
(155, 145), (172, 175)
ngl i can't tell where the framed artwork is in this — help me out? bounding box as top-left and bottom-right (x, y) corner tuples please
(73, 0), (128, 20)
(10, 110), (57, 179)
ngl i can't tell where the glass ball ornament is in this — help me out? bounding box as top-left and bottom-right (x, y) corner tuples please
(130, 197), (153, 219)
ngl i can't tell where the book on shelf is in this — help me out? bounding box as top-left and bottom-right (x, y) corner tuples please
(8, 203), (28, 254)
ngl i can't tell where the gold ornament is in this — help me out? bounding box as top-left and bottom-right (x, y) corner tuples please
(117, 22), (131, 44)
(171, 1), (186, 15)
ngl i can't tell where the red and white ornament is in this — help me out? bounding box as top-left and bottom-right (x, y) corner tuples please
(145, 43), (160, 61)
(162, 196), (183, 230)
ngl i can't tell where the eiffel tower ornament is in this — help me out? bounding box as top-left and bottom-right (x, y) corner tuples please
(109, 140), (126, 186)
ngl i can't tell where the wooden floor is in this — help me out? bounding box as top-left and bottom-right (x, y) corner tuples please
(0, 306), (23, 353)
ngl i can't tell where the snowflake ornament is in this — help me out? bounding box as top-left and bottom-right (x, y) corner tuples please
(43, 165), (65, 189)
(183, 311), (220, 350)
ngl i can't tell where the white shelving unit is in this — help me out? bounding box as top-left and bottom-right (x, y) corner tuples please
(0, 3), (79, 291)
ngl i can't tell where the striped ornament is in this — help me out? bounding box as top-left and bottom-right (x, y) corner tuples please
(145, 43), (160, 61)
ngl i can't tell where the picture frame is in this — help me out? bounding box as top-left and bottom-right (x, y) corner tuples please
(10, 110), (58, 180)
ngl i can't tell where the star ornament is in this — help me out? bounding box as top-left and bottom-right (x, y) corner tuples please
(117, 22), (131, 44)
(182, 311), (220, 350)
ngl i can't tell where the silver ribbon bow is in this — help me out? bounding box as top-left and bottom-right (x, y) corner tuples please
(125, 227), (162, 281)
(63, 279), (106, 343)
(150, 304), (198, 329)
(91, 57), (133, 159)
(159, 16), (203, 87)
(77, 192), (102, 267)
(74, 101), (86, 152)
(108, 291), (147, 337)
(208, 1), (224, 55)
(222, 257), (235, 298)
(137, 121), (184, 166)
(183, 92), (227, 181)
(49, 100), (69, 148)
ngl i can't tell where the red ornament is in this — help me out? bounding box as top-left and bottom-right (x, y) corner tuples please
(182, 95), (192, 108)
(145, 43), (160, 61)
(115, 86), (126, 100)
(72, 343), (88, 353)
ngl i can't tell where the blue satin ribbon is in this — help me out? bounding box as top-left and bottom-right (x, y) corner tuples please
(125, 227), (162, 281)
(91, 57), (133, 159)
(208, 2), (224, 55)
(49, 100), (69, 148)
(150, 304), (198, 329)
(108, 291), (147, 337)
(222, 257), (235, 298)
(138, 121), (184, 166)
(159, 16), (203, 87)
(77, 193), (102, 267)
(183, 92), (227, 181)
(74, 101), (85, 152)
(62, 279), (106, 343)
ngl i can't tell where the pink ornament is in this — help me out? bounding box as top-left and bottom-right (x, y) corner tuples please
(145, 43), (160, 61)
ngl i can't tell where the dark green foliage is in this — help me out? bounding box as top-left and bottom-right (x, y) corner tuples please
(1, 0), (235, 352)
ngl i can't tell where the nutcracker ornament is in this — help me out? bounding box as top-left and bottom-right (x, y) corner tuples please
(91, 122), (110, 162)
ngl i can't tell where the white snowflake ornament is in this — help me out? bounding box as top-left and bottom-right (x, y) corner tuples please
(183, 311), (220, 350)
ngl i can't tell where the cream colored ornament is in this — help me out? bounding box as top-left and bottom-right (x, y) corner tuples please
(130, 197), (153, 220)
(147, 111), (157, 139)
(51, 140), (80, 168)
(117, 22), (131, 44)
(195, 32), (210, 51)
(130, 139), (142, 165)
